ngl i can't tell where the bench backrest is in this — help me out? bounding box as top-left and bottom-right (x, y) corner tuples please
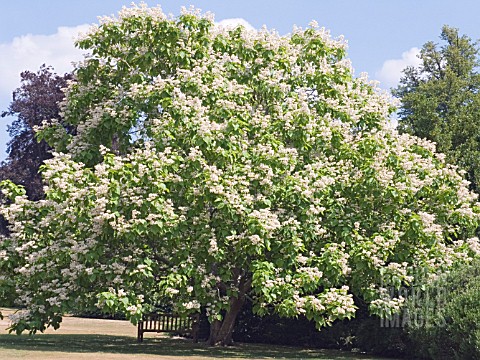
(142, 313), (196, 333)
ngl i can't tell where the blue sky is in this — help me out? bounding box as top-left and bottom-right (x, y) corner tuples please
(1, 0), (480, 160)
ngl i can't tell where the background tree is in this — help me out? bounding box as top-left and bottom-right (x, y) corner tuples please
(0, 65), (73, 201)
(1, 5), (479, 346)
(394, 25), (480, 191)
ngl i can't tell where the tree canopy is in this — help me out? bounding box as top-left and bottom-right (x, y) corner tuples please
(0, 65), (72, 202)
(1, 5), (479, 345)
(394, 25), (480, 191)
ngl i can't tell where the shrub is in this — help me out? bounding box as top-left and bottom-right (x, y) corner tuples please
(234, 301), (356, 348)
(405, 259), (480, 359)
(234, 300), (411, 357)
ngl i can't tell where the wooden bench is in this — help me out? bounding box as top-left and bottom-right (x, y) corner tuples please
(137, 312), (200, 342)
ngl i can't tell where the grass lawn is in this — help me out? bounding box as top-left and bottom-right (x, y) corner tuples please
(0, 308), (396, 360)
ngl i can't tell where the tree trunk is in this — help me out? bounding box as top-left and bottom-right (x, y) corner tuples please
(207, 295), (245, 346)
(207, 274), (251, 346)
(208, 319), (222, 346)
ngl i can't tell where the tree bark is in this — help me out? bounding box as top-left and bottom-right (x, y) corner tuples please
(208, 295), (245, 346)
(207, 275), (251, 346)
(208, 319), (222, 346)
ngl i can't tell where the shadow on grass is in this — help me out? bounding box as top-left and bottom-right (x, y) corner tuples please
(0, 334), (386, 359)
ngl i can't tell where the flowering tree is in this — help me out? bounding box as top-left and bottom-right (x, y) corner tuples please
(1, 4), (480, 345)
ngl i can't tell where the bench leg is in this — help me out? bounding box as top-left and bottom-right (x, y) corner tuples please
(137, 323), (144, 342)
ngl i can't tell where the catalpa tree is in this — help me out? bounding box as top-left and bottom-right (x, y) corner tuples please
(1, 3), (479, 345)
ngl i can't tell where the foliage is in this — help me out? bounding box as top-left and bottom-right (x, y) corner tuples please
(1, 4), (480, 345)
(405, 258), (480, 359)
(394, 25), (480, 192)
(0, 65), (72, 202)
(235, 301), (409, 357)
(234, 300), (360, 349)
(234, 301), (340, 347)
(353, 315), (409, 357)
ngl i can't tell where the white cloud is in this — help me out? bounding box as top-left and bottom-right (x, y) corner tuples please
(0, 24), (90, 98)
(375, 47), (422, 89)
(216, 18), (255, 31)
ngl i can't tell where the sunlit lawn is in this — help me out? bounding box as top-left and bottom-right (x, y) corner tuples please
(0, 308), (396, 360)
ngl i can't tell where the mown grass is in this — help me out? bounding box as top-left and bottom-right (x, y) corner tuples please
(0, 308), (395, 360)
